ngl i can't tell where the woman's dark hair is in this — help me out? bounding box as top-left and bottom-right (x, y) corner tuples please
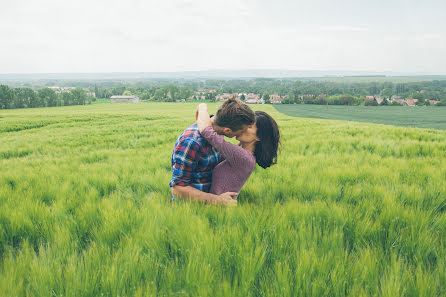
(254, 111), (280, 169)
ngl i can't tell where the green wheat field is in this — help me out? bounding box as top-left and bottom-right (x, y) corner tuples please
(0, 103), (445, 296)
(274, 105), (446, 130)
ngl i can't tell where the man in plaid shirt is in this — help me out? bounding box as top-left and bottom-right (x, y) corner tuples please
(170, 97), (255, 205)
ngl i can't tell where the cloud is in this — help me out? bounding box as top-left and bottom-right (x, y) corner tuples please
(0, 0), (445, 73)
(319, 25), (369, 32)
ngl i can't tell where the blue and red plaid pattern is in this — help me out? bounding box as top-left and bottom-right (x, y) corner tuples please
(169, 123), (222, 192)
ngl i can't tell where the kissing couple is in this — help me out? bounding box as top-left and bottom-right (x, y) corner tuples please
(169, 97), (280, 206)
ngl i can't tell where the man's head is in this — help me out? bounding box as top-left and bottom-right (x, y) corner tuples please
(213, 96), (255, 138)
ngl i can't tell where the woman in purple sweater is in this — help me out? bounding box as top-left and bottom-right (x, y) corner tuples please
(197, 103), (280, 202)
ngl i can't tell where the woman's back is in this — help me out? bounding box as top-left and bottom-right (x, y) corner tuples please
(200, 126), (256, 195)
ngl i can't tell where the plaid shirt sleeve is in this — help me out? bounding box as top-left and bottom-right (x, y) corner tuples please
(169, 136), (200, 188)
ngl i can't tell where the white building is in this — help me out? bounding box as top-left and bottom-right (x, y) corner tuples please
(110, 95), (139, 103)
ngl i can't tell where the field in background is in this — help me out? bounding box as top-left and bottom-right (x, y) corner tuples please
(0, 103), (445, 296)
(275, 104), (446, 130)
(306, 75), (446, 83)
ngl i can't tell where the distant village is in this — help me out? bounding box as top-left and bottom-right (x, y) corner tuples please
(365, 96), (439, 106)
(3, 77), (445, 110)
(47, 86), (96, 97)
(47, 86), (442, 106)
(177, 89), (441, 106)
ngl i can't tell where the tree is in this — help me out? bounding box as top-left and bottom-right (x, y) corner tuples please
(94, 84), (99, 98)
(282, 96), (291, 104)
(0, 85), (12, 109)
(154, 88), (166, 101)
(412, 92), (425, 100)
(415, 99), (425, 106)
(435, 99), (446, 106)
(139, 90), (151, 100)
(38, 88), (58, 107)
(13, 88), (37, 108)
(70, 88), (87, 105)
(179, 87), (192, 100)
(380, 98), (389, 106)
(62, 92), (72, 106)
(263, 93), (270, 104)
(368, 83), (379, 95)
(396, 83), (407, 95)
(381, 88), (393, 98)
(206, 92), (217, 102)
(365, 98), (378, 106)
(111, 86), (126, 95)
(240, 94), (245, 101)
(122, 90), (132, 96)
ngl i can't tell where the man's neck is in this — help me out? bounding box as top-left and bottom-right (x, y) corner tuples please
(210, 117), (216, 129)
(211, 118), (225, 135)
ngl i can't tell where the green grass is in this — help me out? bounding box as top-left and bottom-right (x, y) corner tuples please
(0, 103), (445, 296)
(275, 104), (446, 130)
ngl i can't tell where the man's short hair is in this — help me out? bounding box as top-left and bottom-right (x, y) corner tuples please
(215, 96), (255, 131)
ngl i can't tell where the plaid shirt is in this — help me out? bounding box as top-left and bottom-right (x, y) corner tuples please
(169, 123), (222, 192)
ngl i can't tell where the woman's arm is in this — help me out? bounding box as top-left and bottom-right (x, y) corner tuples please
(196, 104), (253, 166)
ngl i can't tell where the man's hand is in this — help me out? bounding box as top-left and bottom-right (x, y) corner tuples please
(172, 186), (237, 206)
(215, 192), (238, 206)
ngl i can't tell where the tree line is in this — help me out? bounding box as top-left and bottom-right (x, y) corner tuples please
(94, 79), (446, 103)
(2, 78), (446, 109)
(0, 86), (95, 109)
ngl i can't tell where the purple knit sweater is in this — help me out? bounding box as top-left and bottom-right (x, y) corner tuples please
(200, 126), (256, 195)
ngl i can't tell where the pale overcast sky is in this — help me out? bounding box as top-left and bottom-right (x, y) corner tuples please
(1, 0), (445, 74)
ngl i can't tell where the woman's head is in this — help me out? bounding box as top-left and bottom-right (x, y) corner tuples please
(236, 111), (280, 169)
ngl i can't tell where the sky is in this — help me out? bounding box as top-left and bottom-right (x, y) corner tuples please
(1, 0), (445, 74)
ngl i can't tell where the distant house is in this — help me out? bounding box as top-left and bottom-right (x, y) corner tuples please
(110, 95), (139, 103)
(216, 93), (236, 101)
(366, 96), (375, 100)
(405, 99), (418, 106)
(48, 86), (75, 94)
(392, 99), (406, 106)
(245, 98), (259, 104)
(270, 94), (283, 104)
(428, 99), (439, 105)
(246, 93), (259, 100)
(244, 93), (259, 104)
(301, 94), (315, 99)
(376, 98), (384, 104)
